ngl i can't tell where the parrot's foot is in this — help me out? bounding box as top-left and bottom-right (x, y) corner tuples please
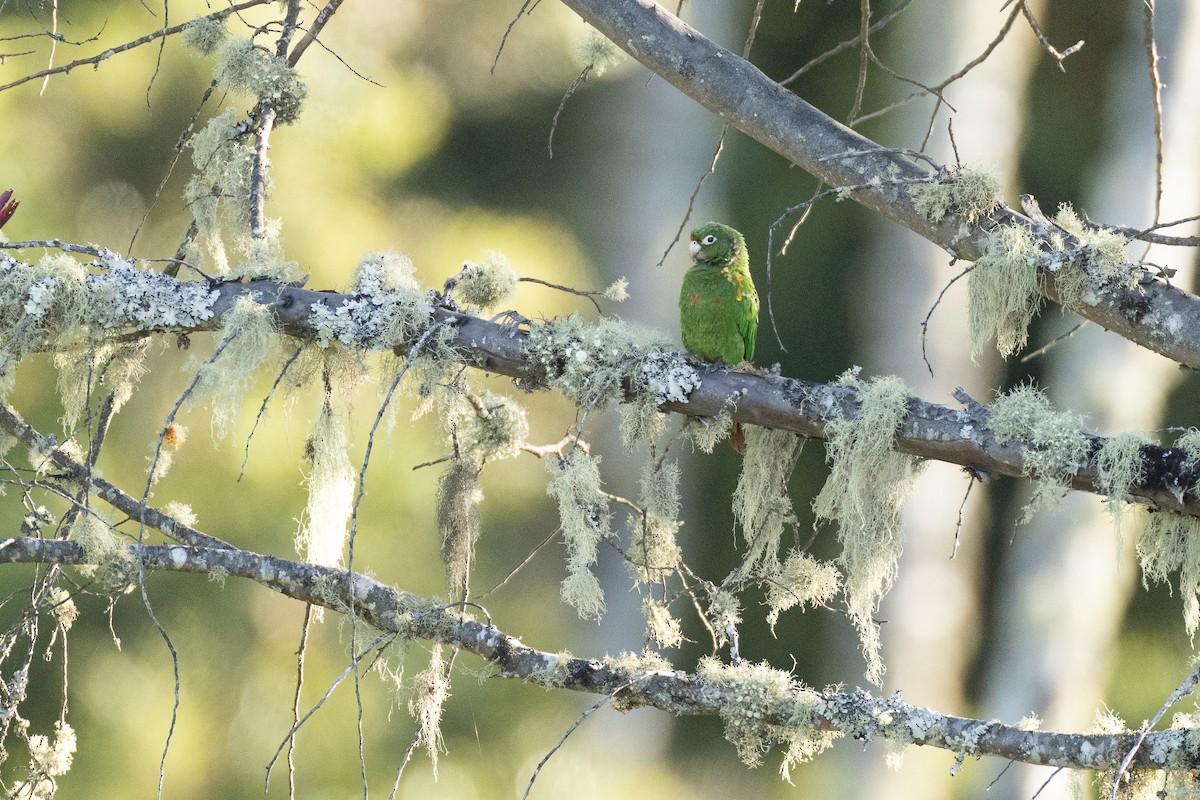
(732, 360), (770, 375)
(491, 310), (531, 337)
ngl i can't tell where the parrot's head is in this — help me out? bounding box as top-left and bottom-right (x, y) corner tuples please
(688, 222), (742, 264)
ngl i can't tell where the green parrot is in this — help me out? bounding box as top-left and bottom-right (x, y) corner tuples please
(679, 222), (759, 366)
(678, 222), (759, 453)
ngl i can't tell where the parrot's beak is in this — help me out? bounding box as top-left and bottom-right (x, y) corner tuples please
(687, 236), (700, 260)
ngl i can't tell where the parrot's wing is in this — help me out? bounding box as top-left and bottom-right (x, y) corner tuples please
(740, 289), (759, 363)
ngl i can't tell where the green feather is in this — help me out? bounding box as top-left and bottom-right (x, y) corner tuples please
(678, 222), (759, 364)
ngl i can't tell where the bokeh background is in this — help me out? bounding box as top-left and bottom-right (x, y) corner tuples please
(1, 1), (1199, 797)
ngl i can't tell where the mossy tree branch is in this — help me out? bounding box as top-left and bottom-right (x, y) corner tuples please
(0, 534), (1187, 773)
(209, 278), (1200, 517)
(557, 0), (1200, 369)
(0, 268), (1191, 520)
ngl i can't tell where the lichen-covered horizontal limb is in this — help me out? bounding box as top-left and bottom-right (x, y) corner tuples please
(0, 535), (1188, 773)
(556, 0), (1200, 369)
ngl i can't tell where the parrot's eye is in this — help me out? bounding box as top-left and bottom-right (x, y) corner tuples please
(701, 235), (717, 245)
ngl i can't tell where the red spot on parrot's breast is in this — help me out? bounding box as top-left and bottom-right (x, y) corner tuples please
(686, 292), (702, 307)
(709, 297), (722, 305)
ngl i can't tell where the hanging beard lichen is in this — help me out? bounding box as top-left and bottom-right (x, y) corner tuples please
(812, 374), (924, 684)
(545, 450), (611, 620)
(437, 456), (483, 601)
(733, 425), (806, 576)
(297, 400), (354, 570)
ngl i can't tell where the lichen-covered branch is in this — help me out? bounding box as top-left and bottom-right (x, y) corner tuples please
(0, 253), (1193, 521)
(556, 0), (1200, 369)
(0, 535), (1191, 773)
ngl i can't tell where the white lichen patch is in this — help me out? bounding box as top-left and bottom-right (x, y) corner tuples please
(989, 385), (1090, 522)
(910, 165), (1002, 225)
(643, 597), (683, 649)
(967, 225), (1042, 359)
(638, 352), (700, 405)
(545, 450), (611, 619)
(310, 252), (433, 349)
(813, 374), (924, 685)
(94, 251), (218, 329)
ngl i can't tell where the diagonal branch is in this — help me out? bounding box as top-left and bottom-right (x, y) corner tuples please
(556, 0), (1200, 369)
(0, 535), (1185, 773)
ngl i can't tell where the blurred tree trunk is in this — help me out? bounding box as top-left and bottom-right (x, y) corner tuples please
(847, 3), (1038, 798)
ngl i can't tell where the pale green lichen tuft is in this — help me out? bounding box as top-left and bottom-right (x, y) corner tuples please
(525, 315), (676, 410)
(448, 392), (528, 464)
(631, 459), (682, 583)
(214, 38), (307, 123)
(1136, 508), (1200, 641)
(191, 294), (279, 439)
(456, 252), (519, 311)
(708, 589), (742, 646)
(14, 721), (77, 795)
(967, 225), (1042, 359)
(297, 402), (354, 569)
(1095, 432), (1150, 543)
(437, 457), (483, 599)
(574, 31), (622, 76)
(618, 396), (666, 449)
(71, 514), (137, 591)
(527, 651), (574, 689)
(1048, 204), (1136, 311)
(812, 374), (923, 684)
(688, 404), (734, 453)
(643, 597), (683, 649)
(910, 166), (1002, 225)
(765, 551), (842, 630)
(545, 451), (611, 619)
(990, 385), (1090, 522)
(41, 586), (78, 631)
(182, 16), (228, 57)
(733, 426), (806, 576)
(697, 657), (837, 779)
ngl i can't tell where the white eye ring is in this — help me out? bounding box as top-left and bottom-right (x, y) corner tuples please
(702, 235), (717, 245)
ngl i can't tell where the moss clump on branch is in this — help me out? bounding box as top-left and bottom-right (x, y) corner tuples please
(812, 373), (923, 685)
(967, 225), (1042, 359)
(697, 658), (837, 781)
(989, 385), (1090, 522)
(455, 251), (519, 312)
(910, 166), (1002, 225)
(214, 38), (307, 123)
(1047, 204), (1136, 311)
(525, 315), (696, 411)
